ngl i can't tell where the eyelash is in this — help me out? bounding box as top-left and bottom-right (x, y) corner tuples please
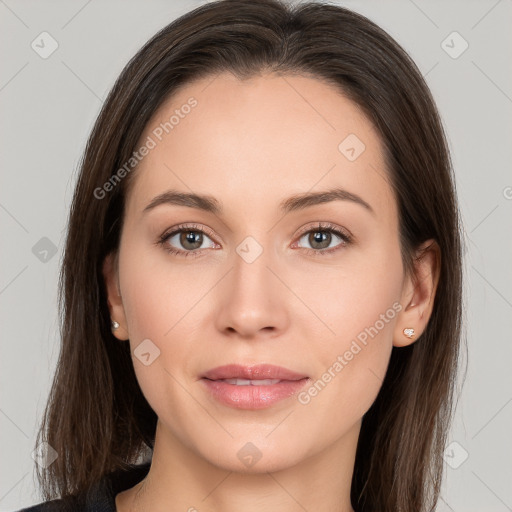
(156, 222), (352, 258)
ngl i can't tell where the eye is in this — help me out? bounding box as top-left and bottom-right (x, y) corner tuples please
(157, 223), (218, 257)
(157, 221), (352, 258)
(293, 222), (352, 256)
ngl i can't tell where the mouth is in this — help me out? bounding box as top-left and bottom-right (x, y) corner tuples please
(200, 364), (310, 410)
(207, 378), (284, 386)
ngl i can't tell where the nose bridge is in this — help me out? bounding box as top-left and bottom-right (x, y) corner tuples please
(231, 232), (276, 298)
(214, 230), (289, 337)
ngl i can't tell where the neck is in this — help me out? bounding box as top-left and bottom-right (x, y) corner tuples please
(117, 419), (359, 512)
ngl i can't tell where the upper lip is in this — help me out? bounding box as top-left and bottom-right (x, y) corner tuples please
(201, 364), (308, 381)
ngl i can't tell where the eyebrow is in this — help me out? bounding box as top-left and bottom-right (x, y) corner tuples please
(143, 187), (374, 216)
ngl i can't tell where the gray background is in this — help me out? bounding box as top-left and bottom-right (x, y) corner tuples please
(1, 0), (511, 510)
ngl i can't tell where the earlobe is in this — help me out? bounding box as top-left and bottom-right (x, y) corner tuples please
(393, 239), (440, 347)
(102, 252), (129, 341)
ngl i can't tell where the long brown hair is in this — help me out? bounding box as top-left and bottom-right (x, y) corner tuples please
(35, 1), (464, 510)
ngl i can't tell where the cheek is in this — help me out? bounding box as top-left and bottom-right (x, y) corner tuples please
(117, 232), (223, 394)
(118, 245), (202, 430)
(291, 244), (403, 416)
(118, 235), (204, 342)
(291, 239), (403, 350)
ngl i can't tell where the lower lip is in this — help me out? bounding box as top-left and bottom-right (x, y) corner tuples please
(201, 378), (310, 410)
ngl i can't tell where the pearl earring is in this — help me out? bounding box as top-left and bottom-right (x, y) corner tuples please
(111, 320), (120, 330)
(403, 328), (415, 339)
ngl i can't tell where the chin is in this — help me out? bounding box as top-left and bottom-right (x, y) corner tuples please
(196, 433), (310, 474)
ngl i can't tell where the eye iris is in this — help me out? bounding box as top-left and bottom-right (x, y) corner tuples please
(180, 230), (202, 250)
(310, 230), (331, 249)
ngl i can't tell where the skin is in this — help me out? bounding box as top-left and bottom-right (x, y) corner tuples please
(103, 71), (440, 512)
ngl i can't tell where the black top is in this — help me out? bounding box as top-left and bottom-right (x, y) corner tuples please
(16, 462), (151, 512)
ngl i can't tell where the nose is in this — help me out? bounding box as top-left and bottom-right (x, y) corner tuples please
(214, 236), (290, 340)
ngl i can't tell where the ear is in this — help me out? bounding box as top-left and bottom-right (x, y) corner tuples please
(102, 252), (129, 341)
(393, 239), (441, 347)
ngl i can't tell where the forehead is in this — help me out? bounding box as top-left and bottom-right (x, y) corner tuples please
(126, 71), (396, 223)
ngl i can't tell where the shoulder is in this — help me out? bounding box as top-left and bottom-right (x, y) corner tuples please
(17, 461), (151, 512)
(15, 494), (83, 512)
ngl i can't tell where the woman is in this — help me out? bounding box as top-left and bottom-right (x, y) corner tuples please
(20, 0), (463, 510)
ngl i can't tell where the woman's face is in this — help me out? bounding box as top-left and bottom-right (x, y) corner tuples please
(105, 71), (423, 473)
